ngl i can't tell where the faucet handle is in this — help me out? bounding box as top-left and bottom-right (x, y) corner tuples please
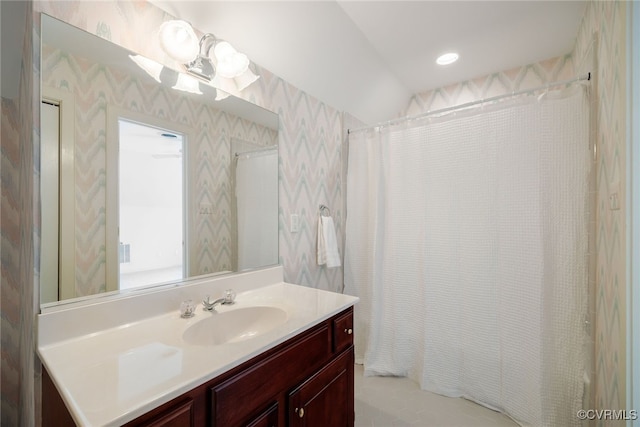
(222, 289), (236, 305)
(180, 299), (196, 318)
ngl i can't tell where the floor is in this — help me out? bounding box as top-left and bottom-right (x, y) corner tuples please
(354, 364), (519, 427)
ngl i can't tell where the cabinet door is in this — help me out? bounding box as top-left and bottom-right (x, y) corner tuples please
(145, 400), (194, 427)
(211, 325), (331, 426)
(246, 402), (278, 427)
(288, 349), (354, 427)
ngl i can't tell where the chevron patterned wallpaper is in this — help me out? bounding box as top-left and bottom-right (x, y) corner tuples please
(42, 46), (277, 298)
(574, 1), (628, 423)
(0, 3), (38, 425)
(1, 98), (23, 427)
(403, 54), (574, 117)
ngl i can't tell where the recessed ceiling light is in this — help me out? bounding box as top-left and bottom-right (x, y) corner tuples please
(436, 52), (459, 66)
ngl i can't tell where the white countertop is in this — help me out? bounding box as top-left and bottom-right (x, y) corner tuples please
(37, 267), (358, 426)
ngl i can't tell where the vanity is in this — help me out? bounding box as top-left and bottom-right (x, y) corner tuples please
(38, 266), (358, 426)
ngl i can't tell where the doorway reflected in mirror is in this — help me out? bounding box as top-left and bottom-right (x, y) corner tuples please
(118, 119), (185, 290)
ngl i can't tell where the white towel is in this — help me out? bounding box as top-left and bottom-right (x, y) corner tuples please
(317, 216), (341, 268)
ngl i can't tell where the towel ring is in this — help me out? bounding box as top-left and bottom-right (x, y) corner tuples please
(319, 205), (331, 217)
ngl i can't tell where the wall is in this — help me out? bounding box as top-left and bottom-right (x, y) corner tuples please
(0, 2), (38, 425)
(573, 1), (628, 422)
(0, 98), (23, 426)
(42, 45), (277, 297)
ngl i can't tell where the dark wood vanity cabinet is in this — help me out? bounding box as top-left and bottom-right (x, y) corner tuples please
(43, 307), (354, 427)
(207, 306), (354, 427)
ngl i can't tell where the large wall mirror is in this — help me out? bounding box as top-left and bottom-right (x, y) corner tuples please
(40, 14), (279, 306)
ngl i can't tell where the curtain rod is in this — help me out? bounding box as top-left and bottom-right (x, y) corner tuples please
(234, 145), (277, 158)
(348, 72), (591, 135)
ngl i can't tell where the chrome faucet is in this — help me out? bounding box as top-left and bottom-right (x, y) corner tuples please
(202, 289), (236, 311)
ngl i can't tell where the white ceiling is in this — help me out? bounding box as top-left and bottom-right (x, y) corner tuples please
(151, 1), (586, 125)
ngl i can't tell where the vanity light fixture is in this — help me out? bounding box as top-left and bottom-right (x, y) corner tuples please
(436, 52), (459, 66)
(185, 32), (218, 81)
(158, 19), (258, 93)
(158, 20), (200, 64)
(213, 41), (249, 78)
(173, 73), (203, 95)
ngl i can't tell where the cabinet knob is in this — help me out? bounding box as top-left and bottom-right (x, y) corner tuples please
(295, 407), (305, 418)
(344, 328), (353, 335)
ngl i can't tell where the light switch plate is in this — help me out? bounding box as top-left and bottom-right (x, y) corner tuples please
(199, 204), (213, 215)
(609, 180), (621, 211)
(609, 193), (620, 210)
(290, 214), (300, 233)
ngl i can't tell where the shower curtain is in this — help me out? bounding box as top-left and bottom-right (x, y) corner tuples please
(344, 86), (591, 426)
(235, 149), (278, 270)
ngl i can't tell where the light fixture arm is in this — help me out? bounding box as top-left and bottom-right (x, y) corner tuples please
(158, 20), (259, 91)
(185, 33), (218, 81)
(198, 33), (217, 58)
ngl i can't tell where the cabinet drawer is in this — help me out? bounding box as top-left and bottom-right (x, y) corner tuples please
(332, 309), (353, 353)
(211, 324), (331, 426)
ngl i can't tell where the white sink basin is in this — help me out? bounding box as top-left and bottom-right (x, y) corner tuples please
(182, 306), (288, 346)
